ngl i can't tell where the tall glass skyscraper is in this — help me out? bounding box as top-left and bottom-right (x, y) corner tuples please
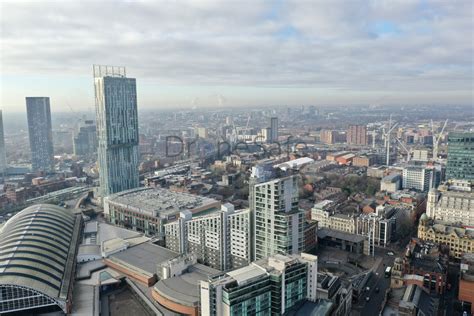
(0, 110), (6, 174)
(93, 65), (139, 196)
(270, 117), (278, 142)
(446, 132), (474, 180)
(25, 97), (54, 172)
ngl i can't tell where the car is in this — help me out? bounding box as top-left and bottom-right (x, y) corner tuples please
(387, 251), (395, 256)
(366, 297), (370, 302)
(366, 286), (370, 291)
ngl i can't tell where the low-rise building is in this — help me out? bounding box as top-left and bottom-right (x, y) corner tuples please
(352, 155), (376, 167)
(104, 187), (221, 237)
(418, 214), (474, 259)
(380, 174), (402, 193)
(311, 201), (356, 234)
(459, 254), (474, 315)
(391, 239), (448, 295)
(317, 272), (353, 316)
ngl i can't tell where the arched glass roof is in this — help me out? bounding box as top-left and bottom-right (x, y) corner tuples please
(0, 204), (81, 313)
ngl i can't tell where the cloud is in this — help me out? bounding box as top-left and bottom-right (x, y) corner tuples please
(0, 0), (472, 109)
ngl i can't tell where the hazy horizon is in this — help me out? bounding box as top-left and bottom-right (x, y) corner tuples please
(1, 1), (473, 112)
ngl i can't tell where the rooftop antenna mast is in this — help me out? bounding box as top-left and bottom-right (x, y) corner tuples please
(431, 119), (448, 161)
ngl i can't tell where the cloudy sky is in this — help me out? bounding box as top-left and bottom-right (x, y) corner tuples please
(1, 0), (472, 112)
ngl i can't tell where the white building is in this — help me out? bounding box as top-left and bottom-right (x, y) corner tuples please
(252, 175), (304, 260)
(402, 166), (435, 192)
(311, 201), (356, 234)
(427, 180), (474, 226)
(164, 204), (252, 271)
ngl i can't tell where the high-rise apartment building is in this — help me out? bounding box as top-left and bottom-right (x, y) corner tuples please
(270, 117), (278, 142)
(346, 125), (368, 145)
(446, 132), (474, 180)
(0, 110), (6, 174)
(164, 204), (252, 271)
(200, 253), (318, 316)
(26, 97), (54, 172)
(94, 65), (139, 196)
(251, 174), (304, 260)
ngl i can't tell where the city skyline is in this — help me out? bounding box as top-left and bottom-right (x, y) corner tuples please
(1, 1), (473, 112)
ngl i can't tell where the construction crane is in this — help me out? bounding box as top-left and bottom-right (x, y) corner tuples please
(431, 119), (448, 161)
(383, 115), (398, 166)
(395, 138), (412, 162)
(371, 130), (377, 149)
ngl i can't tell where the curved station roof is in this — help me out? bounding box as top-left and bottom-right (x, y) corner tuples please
(0, 204), (81, 314)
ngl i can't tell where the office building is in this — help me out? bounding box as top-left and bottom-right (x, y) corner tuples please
(164, 204), (252, 271)
(426, 180), (474, 226)
(418, 214), (474, 259)
(346, 125), (367, 145)
(94, 65), (139, 196)
(104, 187), (221, 237)
(200, 253), (318, 316)
(0, 204), (82, 314)
(380, 174), (402, 193)
(25, 97), (54, 172)
(73, 120), (97, 156)
(270, 117), (278, 142)
(446, 132), (474, 180)
(311, 200), (356, 234)
(0, 110), (6, 174)
(252, 175), (304, 260)
(402, 165), (435, 192)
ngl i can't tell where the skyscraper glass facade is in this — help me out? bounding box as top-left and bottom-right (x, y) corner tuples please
(25, 97), (54, 172)
(446, 132), (474, 180)
(94, 66), (139, 196)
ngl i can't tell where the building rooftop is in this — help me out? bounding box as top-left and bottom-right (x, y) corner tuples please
(226, 263), (267, 286)
(318, 228), (366, 243)
(313, 200), (334, 210)
(274, 157), (315, 171)
(0, 204), (81, 312)
(105, 187), (220, 218)
(108, 242), (179, 275)
(153, 263), (220, 307)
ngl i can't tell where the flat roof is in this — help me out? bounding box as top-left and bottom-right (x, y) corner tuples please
(227, 264), (267, 286)
(154, 264), (220, 307)
(105, 187), (219, 218)
(109, 242), (179, 275)
(313, 200), (334, 209)
(318, 228), (366, 243)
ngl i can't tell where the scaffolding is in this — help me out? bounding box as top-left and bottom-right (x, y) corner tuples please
(93, 64), (126, 78)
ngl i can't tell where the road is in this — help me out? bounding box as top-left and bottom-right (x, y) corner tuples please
(353, 248), (396, 315)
